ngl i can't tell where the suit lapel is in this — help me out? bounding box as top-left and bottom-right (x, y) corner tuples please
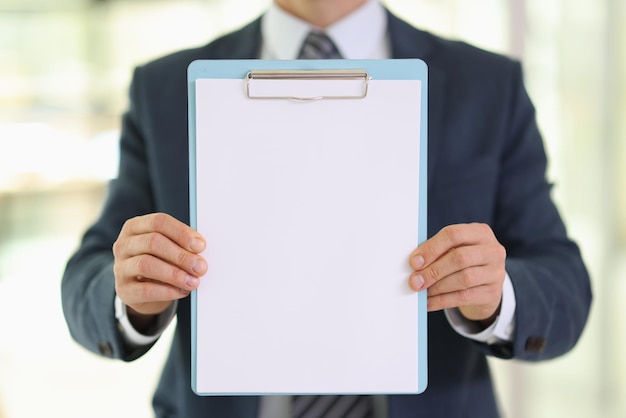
(229, 17), (263, 58)
(387, 10), (445, 197)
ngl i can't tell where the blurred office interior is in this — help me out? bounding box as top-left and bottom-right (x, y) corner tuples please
(0, 0), (624, 417)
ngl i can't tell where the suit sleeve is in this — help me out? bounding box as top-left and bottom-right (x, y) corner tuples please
(61, 67), (158, 361)
(486, 63), (592, 361)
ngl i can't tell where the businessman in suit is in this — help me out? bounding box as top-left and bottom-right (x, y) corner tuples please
(61, 0), (592, 417)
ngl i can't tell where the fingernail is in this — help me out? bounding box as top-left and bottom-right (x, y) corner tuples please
(192, 259), (207, 274)
(412, 255), (425, 269)
(186, 276), (200, 288)
(410, 274), (424, 291)
(190, 238), (205, 252)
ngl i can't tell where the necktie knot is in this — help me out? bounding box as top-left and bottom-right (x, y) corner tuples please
(298, 31), (343, 59)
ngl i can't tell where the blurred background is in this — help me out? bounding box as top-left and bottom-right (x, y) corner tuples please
(0, 0), (624, 417)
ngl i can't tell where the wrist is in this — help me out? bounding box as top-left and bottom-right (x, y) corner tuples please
(115, 295), (163, 346)
(459, 299), (502, 329)
(126, 305), (160, 334)
(477, 300), (503, 329)
(445, 272), (516, 345)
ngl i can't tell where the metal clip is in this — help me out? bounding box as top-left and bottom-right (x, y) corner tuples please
(246, 69), (370, 100)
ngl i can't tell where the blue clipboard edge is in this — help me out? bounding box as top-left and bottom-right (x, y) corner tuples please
(188, 59), (428, 395)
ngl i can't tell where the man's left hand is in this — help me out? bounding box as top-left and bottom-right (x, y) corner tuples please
(408, 223), (506, 324)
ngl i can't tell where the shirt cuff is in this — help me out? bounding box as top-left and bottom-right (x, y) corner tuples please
(114, 295), (177, 348)
(444, 272), (516, 345)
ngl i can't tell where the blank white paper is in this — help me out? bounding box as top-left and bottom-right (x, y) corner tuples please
(193, 76), (422, 394)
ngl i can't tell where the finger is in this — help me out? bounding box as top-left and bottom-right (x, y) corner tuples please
(409, 223), (491, 270)
(122, 279), (191, 314)
(121, 253), (202, 292)
(427, 284), (501, 316)
(425, 265), (488, 296)
(122, 213), (205, 253)
(428, 285), (497, 310)
(409, 245), (485, 291)
(121, 232), (207, 277)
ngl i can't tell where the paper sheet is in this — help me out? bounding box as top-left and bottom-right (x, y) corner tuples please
(191, 65), (426, 395)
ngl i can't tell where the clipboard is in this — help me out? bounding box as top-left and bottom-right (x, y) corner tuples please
(188, 59), (428, 396)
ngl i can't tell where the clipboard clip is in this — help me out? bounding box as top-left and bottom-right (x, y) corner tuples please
(246, 69), (370, 101)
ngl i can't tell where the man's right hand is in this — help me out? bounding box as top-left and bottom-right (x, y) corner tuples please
(113, 213), (207, 328)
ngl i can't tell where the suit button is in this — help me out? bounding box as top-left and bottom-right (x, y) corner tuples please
(525, 336), (547, 352)
(98, 342), (113, 357)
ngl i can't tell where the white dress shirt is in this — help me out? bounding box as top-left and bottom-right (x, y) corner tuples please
(116, 1), (517, 416)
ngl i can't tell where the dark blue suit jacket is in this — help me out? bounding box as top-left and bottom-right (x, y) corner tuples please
(62, 10), (591, 418)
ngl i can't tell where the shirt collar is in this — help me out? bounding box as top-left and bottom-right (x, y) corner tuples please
(261, 0), (389, 60)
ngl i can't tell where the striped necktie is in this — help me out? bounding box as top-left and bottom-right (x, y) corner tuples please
(292, 394), (373, 418)
(298, 31), (343, 59)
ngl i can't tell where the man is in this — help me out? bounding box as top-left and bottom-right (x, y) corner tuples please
(61, 0), (592, 417)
